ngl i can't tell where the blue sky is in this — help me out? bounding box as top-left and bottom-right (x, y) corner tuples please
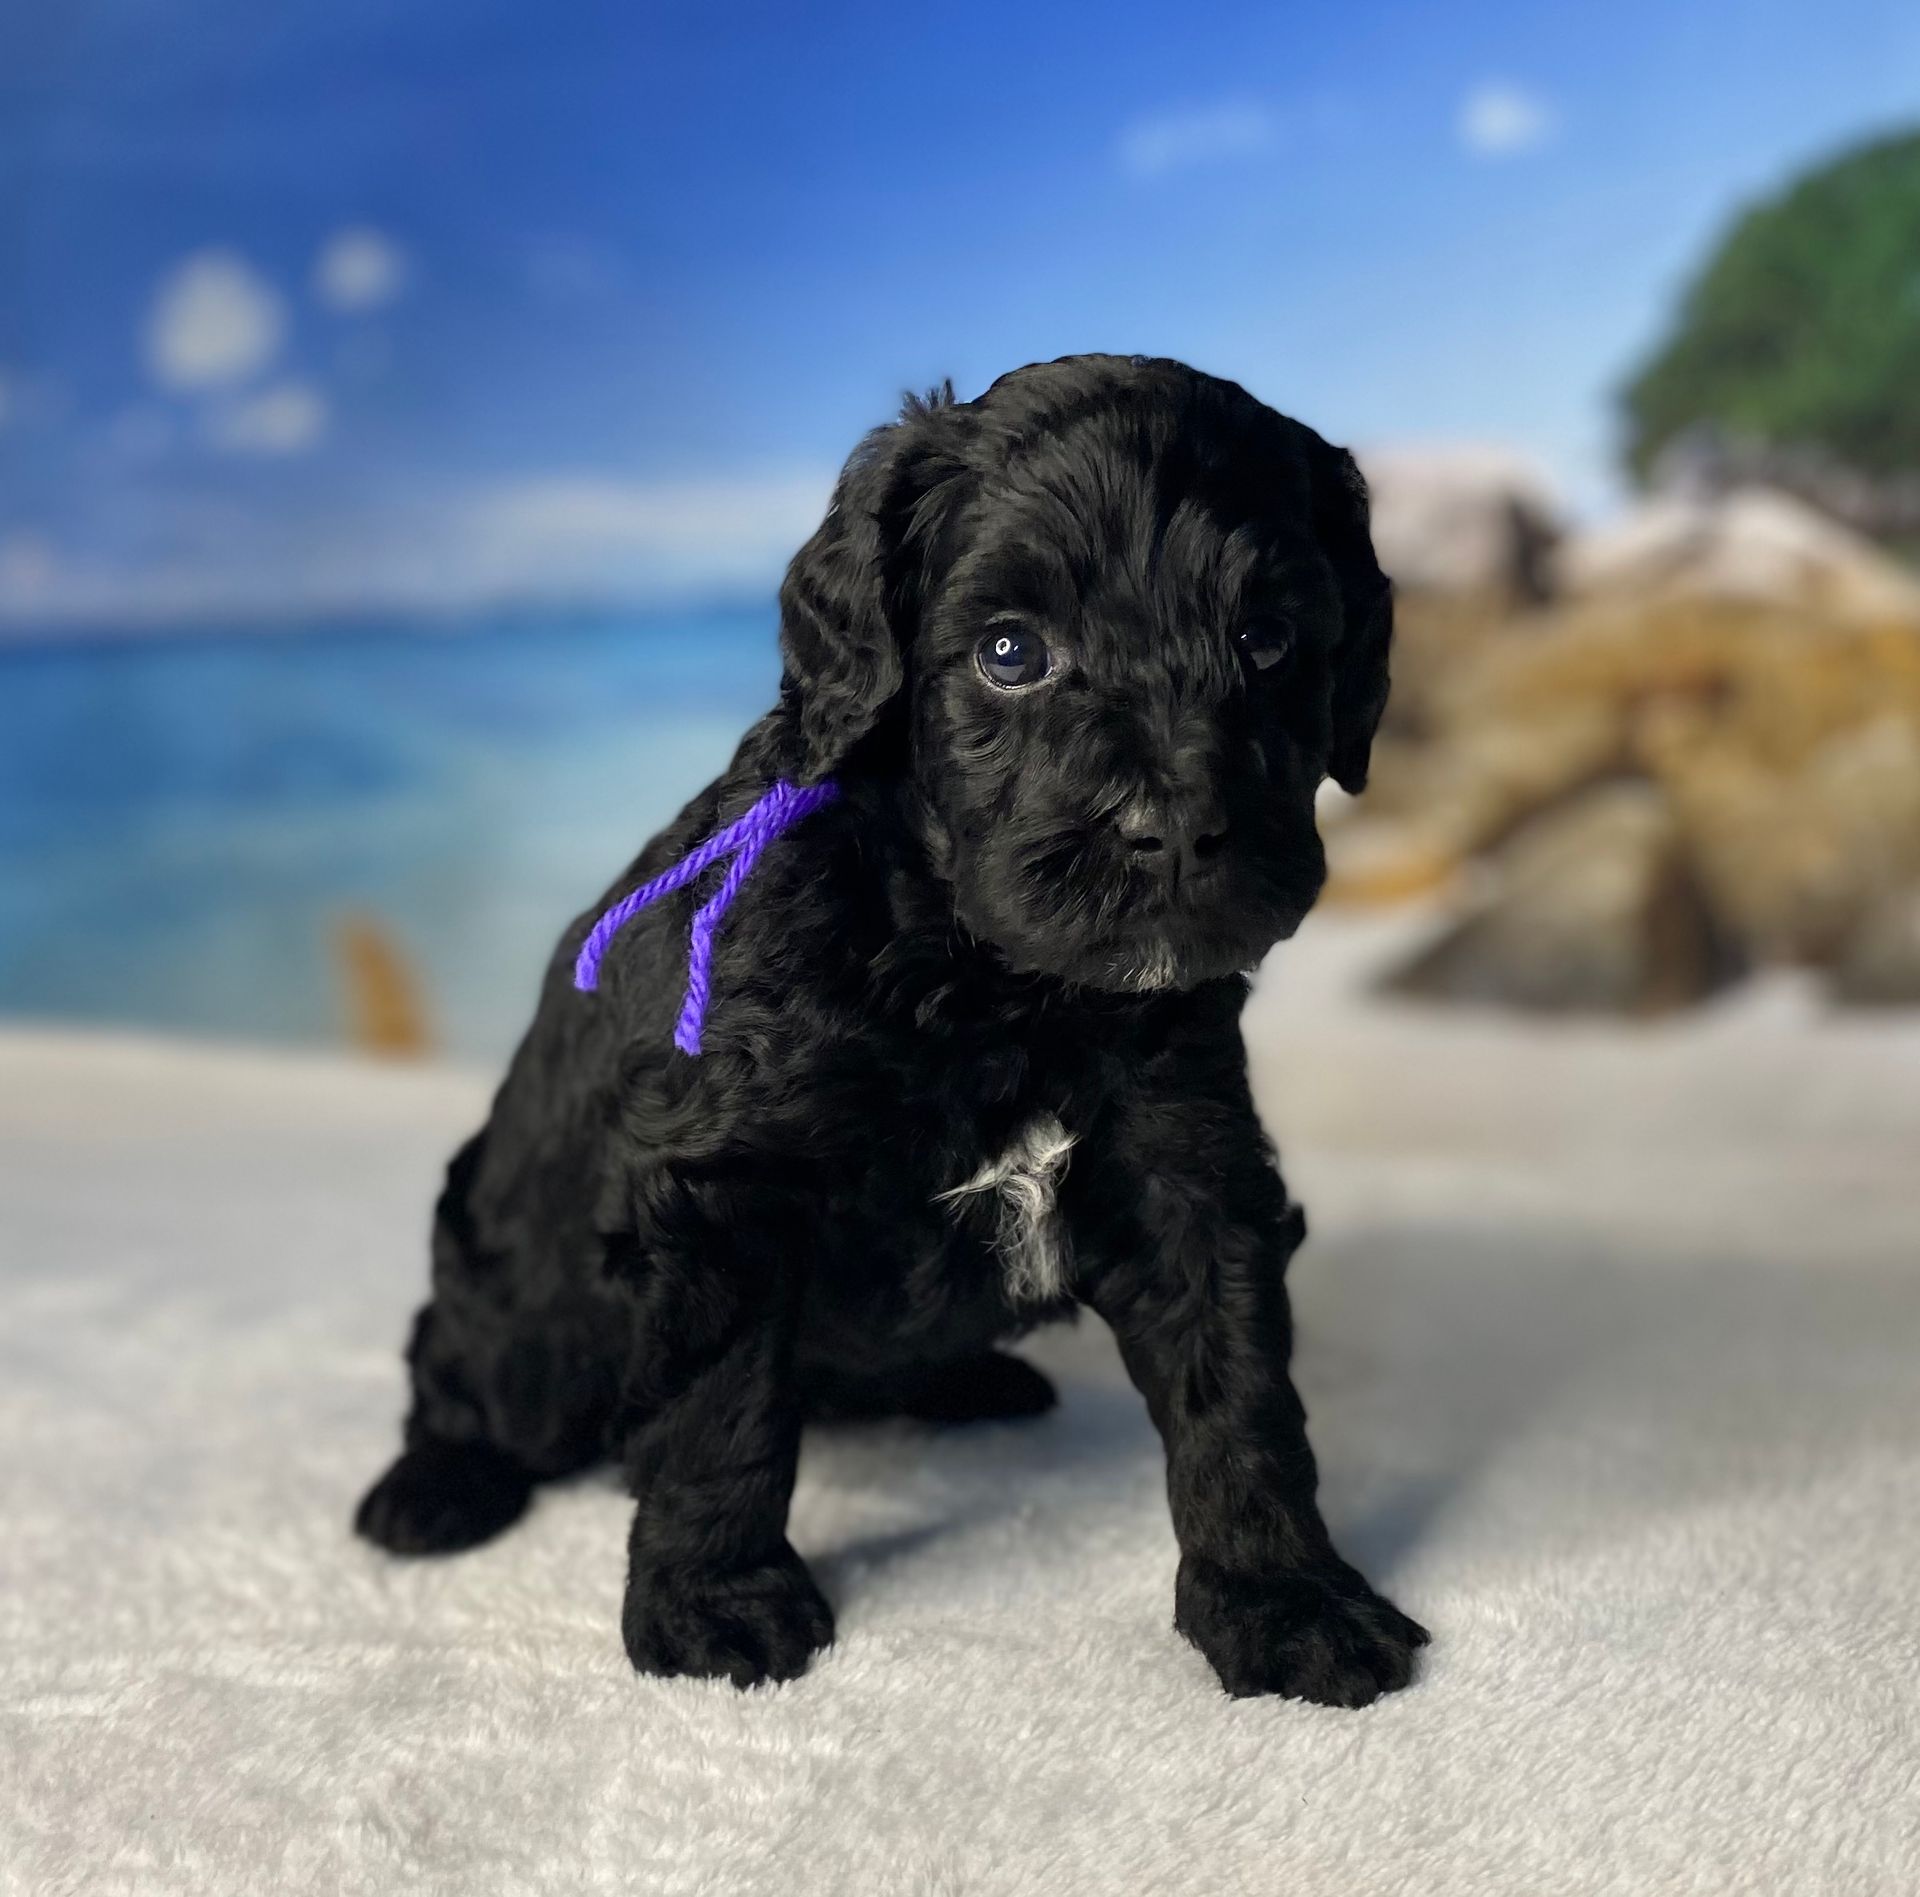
(3, 0), (1917, 626)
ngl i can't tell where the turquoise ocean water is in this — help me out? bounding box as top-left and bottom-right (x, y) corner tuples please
(0, 609), (780, 1060)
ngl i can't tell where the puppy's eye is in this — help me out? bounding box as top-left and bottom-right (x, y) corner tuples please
(976, 624), (1053, 690)
(1237, 619), (1293, 674)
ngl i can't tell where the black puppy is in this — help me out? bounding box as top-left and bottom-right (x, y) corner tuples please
(356, 354), (1427, 1706)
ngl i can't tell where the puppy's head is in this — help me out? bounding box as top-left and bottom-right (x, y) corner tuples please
(778, 354), (1391, 992)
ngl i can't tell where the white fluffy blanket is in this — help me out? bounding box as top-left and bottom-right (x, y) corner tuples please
(4, 938), (1918, 1895)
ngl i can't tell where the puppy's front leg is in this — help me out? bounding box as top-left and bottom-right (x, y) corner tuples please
(612, 1183), (831, 1689)
(1078, 1113), (1428, 1707)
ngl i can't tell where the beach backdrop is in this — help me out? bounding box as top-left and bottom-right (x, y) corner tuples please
(0, 610), (774, 1057)
(6, 0), (1920, 1058)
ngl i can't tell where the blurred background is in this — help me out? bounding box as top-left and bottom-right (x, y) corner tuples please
(5, 0), (1920, 1060)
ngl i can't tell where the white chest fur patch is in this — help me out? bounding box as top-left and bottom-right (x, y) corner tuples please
(936, 1113), (1078, 1304)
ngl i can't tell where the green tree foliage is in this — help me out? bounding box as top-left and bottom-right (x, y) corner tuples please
(1624, 129), (1920, 483)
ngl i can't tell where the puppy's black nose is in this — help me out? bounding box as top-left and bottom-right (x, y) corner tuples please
(1119, 799), (1229, 881)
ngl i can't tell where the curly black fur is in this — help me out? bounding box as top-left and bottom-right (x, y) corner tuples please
(355, 354), (1427, 1705)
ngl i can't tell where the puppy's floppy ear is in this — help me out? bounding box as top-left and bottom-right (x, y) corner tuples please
(778, 386), (964, 782)
(1307, 435), (1394, 795)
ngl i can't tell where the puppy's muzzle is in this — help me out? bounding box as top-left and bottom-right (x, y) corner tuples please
(1115, 794), (1230, 888)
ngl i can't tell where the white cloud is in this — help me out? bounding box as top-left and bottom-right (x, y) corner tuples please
(206, 380), (329, 455)
(463, 470), (835, 595)
(1458, 81), (1555, 158)
(145, 250), (287, 390)
(314, 228), (408, 312)
(0, 467), (840, 628)
(1118, 100), (1275, 179)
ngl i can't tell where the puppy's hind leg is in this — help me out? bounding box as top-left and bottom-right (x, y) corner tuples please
(355, 1303), (540, 1555)
(356, 1288), (622, 1555)
(356, 1437), (533, 1556)
(357, 1130), (620, 1558)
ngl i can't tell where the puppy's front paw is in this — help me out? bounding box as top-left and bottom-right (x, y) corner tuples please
(623, 1545), (834, 1689)
(1175, 1556), (1430, 1707)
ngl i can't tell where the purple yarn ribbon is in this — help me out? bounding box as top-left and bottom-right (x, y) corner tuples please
(573, 777), (839, 1056)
